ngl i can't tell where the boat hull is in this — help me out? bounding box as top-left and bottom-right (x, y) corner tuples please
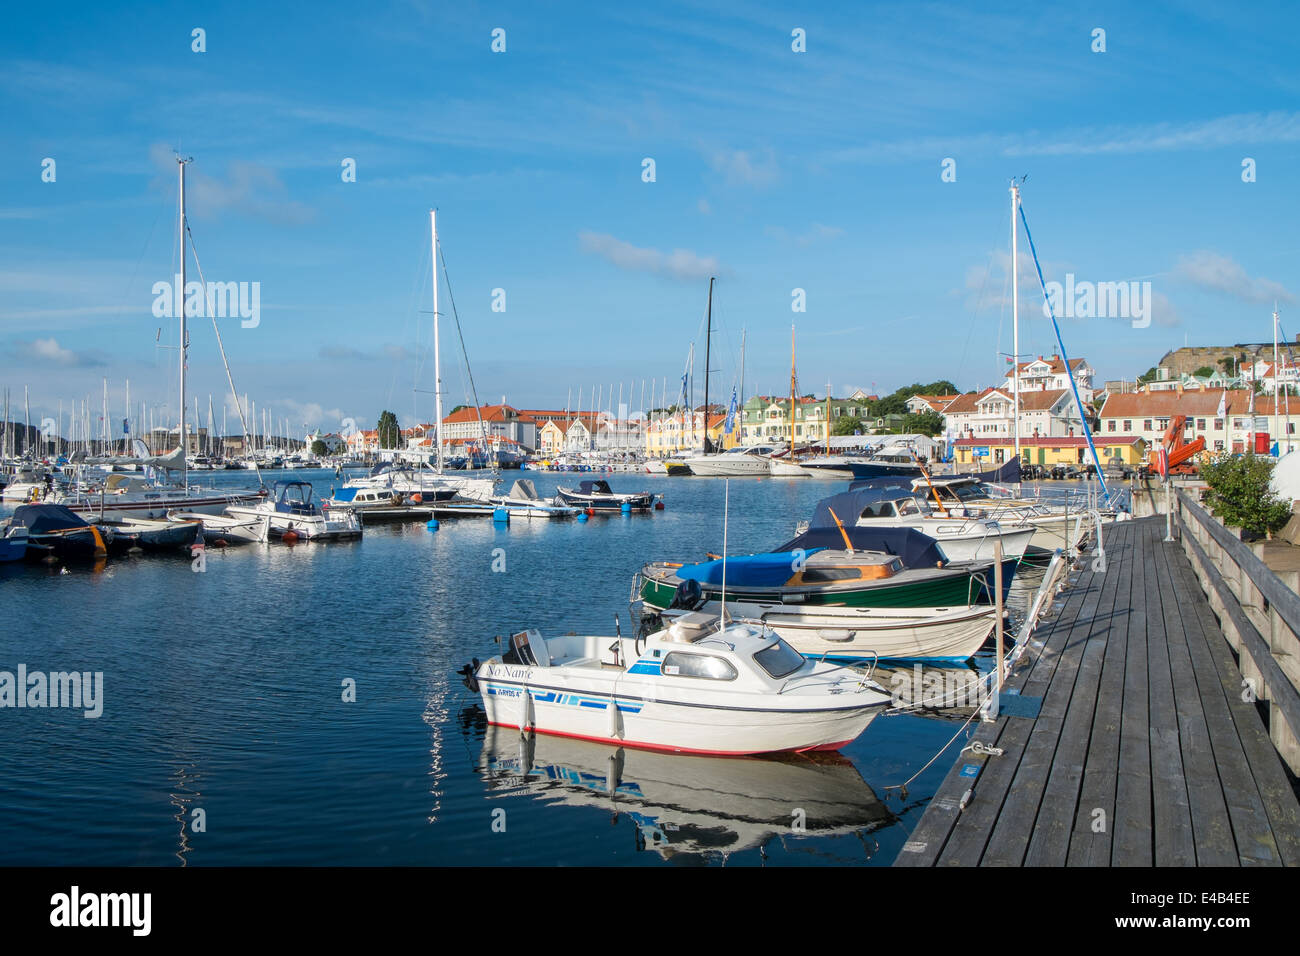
(660, 603), (998, 661)
(475, 663), (881, 755)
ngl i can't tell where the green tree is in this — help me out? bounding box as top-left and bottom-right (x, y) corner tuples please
(1137, 367), (1160, 384)
(875, 381), (959, 417)
(310, 439), (327, 456)
(902, 410), (945, 437)
(1200, 453), (1292, 536)
(1193, 366), (1214, 378)
(376, 410), (400, 448)
(833, 413), (865, 436)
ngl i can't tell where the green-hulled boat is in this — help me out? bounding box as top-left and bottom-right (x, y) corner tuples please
(636, 547), (996, 612)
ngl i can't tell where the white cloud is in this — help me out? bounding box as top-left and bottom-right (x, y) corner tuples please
(1173, 250), (1295, 305)
(578, 231), (724, 281)
(14, 337), (104, 368)
(150, 143), (315, 225)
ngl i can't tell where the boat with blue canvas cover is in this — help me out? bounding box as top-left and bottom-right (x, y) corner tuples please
(555, 479), (656, 512)
(6, 503), (108, 562)
(808, 484), (1035, 566)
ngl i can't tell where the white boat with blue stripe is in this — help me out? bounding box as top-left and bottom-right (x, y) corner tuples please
(459, 613), (890, 756)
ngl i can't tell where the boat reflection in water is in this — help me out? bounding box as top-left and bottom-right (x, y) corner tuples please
(478, 725), (894, 861)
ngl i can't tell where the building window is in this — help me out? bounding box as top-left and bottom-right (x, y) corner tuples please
(1143, 420), (1152, 431)
(1123, 420), (1131, 431)
(1197, 419), (1206, 431)
(1106, 420), (1116, 432)
(1214, 418), (1223, 430)
(1214, 440), (1224, 451)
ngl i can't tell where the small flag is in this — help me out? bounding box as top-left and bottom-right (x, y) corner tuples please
(724, 386), (738, 435)
(1216, 389), (1227, 418)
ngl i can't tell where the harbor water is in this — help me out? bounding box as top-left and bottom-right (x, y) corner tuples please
(0, 472), (1046, 866)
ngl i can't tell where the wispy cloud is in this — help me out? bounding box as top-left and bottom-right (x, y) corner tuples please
(149, 143), (315, 226)
(825, 111), (1300, 165)
(578, 231), (725, 281)
(765, 223), (845, 246)
(705, 147), (779, 187)
(318, 343), (415, 362)
(1173, 251), (1295, 305)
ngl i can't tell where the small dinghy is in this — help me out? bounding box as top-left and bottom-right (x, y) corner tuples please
(168, 510), (270, 545)
(554, 479), (656, 512)
(489, 479), (578, 518)
(459, 615), (890, 756)
(7, 503), (107, 562)
(0, 523), (29, 563)
(100, 516), (201, 554)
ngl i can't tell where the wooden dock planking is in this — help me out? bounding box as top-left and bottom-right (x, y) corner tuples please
(894, 515), (1300, 867)
(1066, 515), (1134, 866)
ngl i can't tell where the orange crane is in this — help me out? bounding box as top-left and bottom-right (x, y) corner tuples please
(1146, 414), (1205, 476)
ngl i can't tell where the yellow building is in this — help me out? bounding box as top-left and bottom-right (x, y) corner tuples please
(644, 410), (733, 457)
(952, 436), (1146, 468)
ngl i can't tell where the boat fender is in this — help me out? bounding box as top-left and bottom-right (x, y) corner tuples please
(521, 685), (534, 736)
(576, 512), (588, 523)
(426, 519), (440, 531)
(621, 501), (631, 514)
(411, 493), (423, 505)
(283, 530), (300, 544)
(606, 699), (621, 739)
(655, 501), (665, 510)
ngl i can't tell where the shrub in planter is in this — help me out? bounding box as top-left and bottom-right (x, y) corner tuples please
(1199, 453), (1292, 537)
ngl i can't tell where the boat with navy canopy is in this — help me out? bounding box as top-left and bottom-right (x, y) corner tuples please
(637, 525), (1004, 613)
(554, 479), (656, 512)
(225, 480), (361, 541)
(459, 615), (890, 755)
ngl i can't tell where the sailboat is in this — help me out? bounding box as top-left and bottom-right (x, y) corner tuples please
(50, 158), (261, 520)
(342, 210), (496, 503)
(682, 279), (780, 476)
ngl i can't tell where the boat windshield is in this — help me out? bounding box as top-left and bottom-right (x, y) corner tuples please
(893, 497), (922, 516)
(753, 639), (806, 679)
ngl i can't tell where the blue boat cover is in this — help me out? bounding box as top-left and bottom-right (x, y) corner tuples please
(810, 486), (922, 527)
(578, 480), (613, 495)
(676, 549), (826, 587)
(331, 486), (359, 502)
(847, 458), (1022, 492)
(774, 525), (949, 569)
(9, 503), (90, 533)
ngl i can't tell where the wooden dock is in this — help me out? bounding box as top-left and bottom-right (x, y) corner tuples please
(895, 516), (1300, 867)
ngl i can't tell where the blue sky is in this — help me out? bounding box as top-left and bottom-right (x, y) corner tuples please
(3, 0), (1300, 438)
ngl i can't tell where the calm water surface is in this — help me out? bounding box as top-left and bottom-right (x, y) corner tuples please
(0, 470), (1044, 866)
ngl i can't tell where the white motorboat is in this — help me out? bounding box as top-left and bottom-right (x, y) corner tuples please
(817, 485), (1036, 564)
(681, 445), (781, 477)
(768, 457), (809, 478)
(489, 479), (579, 518)
(657, 602), (997, 662)
(168, 509), (270, 545)
(460, 615), (890, 756)
(226, 480), (361, 541)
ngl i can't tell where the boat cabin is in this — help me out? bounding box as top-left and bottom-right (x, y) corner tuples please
(271, 481), (320, 515)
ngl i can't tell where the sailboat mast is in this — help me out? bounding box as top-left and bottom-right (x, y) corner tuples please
(789, 325), (797, 448)
(178, 156), (190, 492)
(703, 277), (714, 453)
(1010, 181), (1021, 466)
(430, 209), (444, 474)
(1274, 306), (1281, 454)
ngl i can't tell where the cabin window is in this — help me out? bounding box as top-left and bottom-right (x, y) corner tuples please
(661, 652), (736, 681)
(801, 567), (863, 582)
(895, 498), (920, 516)
(754, 639), (805, 679)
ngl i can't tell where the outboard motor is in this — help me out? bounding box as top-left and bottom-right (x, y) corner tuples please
(668, 577), (704, 611)
(457, 659), (481, 693)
